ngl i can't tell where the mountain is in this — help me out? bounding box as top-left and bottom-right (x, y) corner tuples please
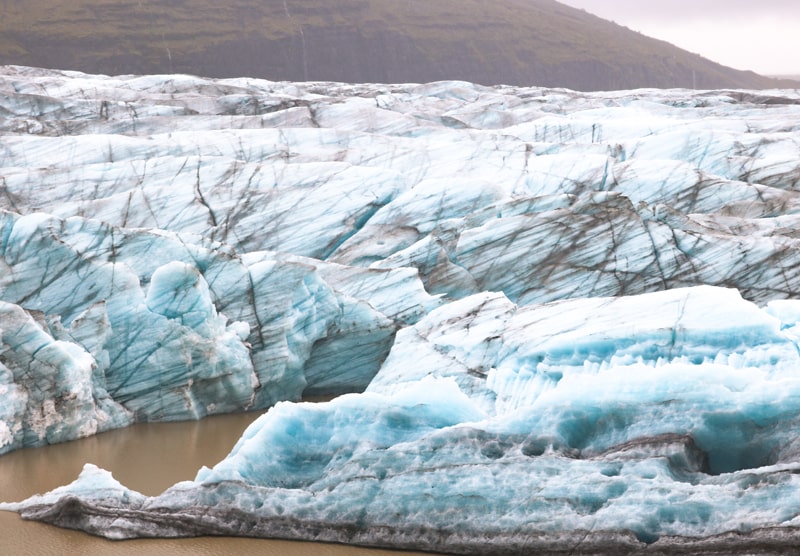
(1, 0), (796, 90)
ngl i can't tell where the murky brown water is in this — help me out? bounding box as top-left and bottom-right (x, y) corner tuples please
(0, 412), (438, 556)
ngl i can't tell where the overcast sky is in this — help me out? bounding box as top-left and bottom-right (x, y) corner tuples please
(558, 0), (800, 76)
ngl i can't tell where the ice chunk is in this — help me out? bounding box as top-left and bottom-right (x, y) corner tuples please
(0, 301), (131, 453)
(145, 261), (216, 330)
(197, 377), (484, 486)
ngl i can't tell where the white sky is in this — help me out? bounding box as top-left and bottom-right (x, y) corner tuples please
(557, 0), (800, 76)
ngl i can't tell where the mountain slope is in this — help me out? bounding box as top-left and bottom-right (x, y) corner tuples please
(0, 0), (796, 91)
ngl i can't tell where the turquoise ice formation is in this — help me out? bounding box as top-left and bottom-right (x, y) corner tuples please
(3, 65), (800, 553)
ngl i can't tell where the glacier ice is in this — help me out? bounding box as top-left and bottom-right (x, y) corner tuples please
(0, 208), (435, 451)
(7, 288), (800, 553)
(3, 65), (800, 553)
(0, 301), (131, 450)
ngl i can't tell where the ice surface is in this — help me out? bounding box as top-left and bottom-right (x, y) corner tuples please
(0, 209), (434, 448)
(3, 72), (800, 307)
(3, 65), (800, 552)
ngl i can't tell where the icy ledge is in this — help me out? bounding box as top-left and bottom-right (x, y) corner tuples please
(6, 286), (800, 554)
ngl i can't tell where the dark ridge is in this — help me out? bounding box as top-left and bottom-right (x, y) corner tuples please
(1, 0), (798, 91)
(18, 491), (800, 555)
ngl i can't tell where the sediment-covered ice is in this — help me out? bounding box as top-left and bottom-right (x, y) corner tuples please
(3, 65), (800, 553)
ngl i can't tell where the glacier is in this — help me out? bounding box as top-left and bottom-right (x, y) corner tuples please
(2, 64), (800, 553)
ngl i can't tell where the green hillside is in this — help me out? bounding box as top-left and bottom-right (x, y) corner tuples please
(1, 0), (795, 90)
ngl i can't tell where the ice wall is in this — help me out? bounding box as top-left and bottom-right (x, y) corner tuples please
(0, 208), (436, 452)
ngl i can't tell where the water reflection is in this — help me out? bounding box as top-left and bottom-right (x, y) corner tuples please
(0, 411), (435, 556)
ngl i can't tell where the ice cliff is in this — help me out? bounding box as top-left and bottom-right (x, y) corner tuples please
(2, 65), (800, 553)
